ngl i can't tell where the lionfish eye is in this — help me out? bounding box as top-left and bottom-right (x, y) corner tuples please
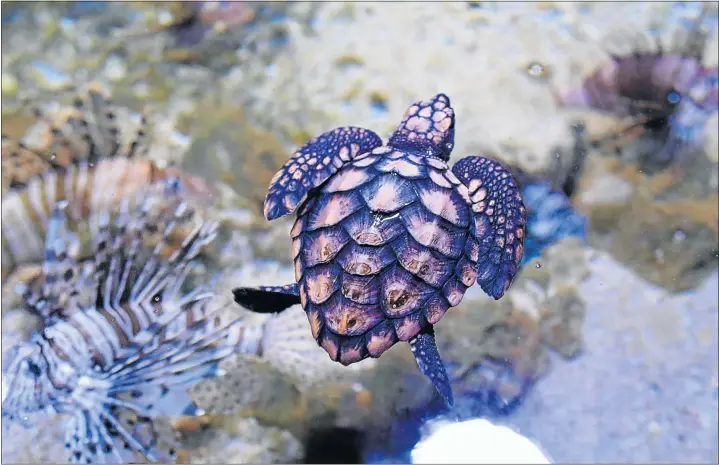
(667, 91), (681, 105)
(27, 361), (41, 377)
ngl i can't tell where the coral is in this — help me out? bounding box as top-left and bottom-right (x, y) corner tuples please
(180, 416), (303, 464)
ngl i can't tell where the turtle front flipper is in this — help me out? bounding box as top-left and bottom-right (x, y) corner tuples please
(263, 127), (383, 221)
(452, 156), (527, 300)
(232, 284), (300, 314)
(409, 326), (454, 407)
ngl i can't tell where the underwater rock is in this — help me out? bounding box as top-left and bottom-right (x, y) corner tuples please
(177, 95), (290, 213)
(186, 351), (406, 444)
(539, 285), (587, 358)
(172, 414), (303, 464)
(119, 1), (292, 71)
(435, 237), (590, 416)
(610, 195), (719, 293)
(176, 93), (298, 264)
(573, 156), (636, 234)
(574, 154), (718, 292)
(229, 2), (612, 172)
(0, 307), (43, 362)
(503, 252), (718, 463)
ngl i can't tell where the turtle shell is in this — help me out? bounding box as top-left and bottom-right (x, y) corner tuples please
(290, 145), (478, 365)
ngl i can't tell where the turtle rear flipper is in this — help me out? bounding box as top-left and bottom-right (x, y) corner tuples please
(451, 156), (527, 300)
(232, 284), (300, 314)
(409, 326), (453, 407)
(263, 126), (382, 221)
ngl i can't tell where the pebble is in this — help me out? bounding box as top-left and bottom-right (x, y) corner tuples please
(1, 73), (18, 96)
(648, 421), (662, 435)
(104, 55), (127, 82)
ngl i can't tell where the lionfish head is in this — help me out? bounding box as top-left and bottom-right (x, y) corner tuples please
(2, 342), (55, 426)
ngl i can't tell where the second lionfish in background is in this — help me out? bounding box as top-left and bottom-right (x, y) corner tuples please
(1, 179), (241, 464)
(553, 4), (718, 169)
(1, 84), (217, 294)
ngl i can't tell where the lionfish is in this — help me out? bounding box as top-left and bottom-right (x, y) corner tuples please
(1, 179), (241, 464)
(553, 5), (719, 166)
(1, 83), (214, 284)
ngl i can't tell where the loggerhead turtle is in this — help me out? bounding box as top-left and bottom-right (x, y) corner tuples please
(233, 93), (527, 405)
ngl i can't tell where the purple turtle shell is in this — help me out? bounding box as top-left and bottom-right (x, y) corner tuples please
(290, 145), (478, 366)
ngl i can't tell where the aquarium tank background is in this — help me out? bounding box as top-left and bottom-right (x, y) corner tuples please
(1, 2), (717, 464)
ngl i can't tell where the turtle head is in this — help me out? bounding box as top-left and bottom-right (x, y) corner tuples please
(389, 93), (455, 161)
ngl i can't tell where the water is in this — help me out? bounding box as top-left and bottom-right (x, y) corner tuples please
(1, 2), (717, 463)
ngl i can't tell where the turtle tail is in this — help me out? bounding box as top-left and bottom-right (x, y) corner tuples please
(409, 326), (454, 407)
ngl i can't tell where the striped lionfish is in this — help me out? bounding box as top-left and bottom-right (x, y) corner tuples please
(553, 5), (719, 166)
(1, 179), (241, 464)
(1, 83), (216, 286)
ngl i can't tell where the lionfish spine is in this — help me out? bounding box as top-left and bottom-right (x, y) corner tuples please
(1, 179), (237, 464)
(1, 157), (171, 277)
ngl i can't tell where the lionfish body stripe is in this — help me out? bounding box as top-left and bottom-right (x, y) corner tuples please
(2, 158), (161, 277)
(1, 182), (250, 464)
(1, 84), (217, 282)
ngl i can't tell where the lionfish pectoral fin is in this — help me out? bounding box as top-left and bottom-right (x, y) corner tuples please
(409, 326), (453, 407)
(232, 284), (300, 314)
(451, 156), (528, 299)
(263, 126), (382, 221)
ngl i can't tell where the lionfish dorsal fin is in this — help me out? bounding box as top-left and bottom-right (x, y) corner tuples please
(40, 201), (82, 310)
(5, 83), (151, 186)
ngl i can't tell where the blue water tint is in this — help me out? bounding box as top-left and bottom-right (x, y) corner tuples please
(541, 8), (564, 21)
(60, 17), (76, 28)
(64, 1), (108, 19)
(365, 396), (448, 464)
(520, 180), (587, 265)
(369, 96), (389, 119)
(2, 7), (21, 24)
(270, 32), (289, 48)
(365, 355), (536, 463)
(268, 11), (288, 24)
(30, 61), (70, 86)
